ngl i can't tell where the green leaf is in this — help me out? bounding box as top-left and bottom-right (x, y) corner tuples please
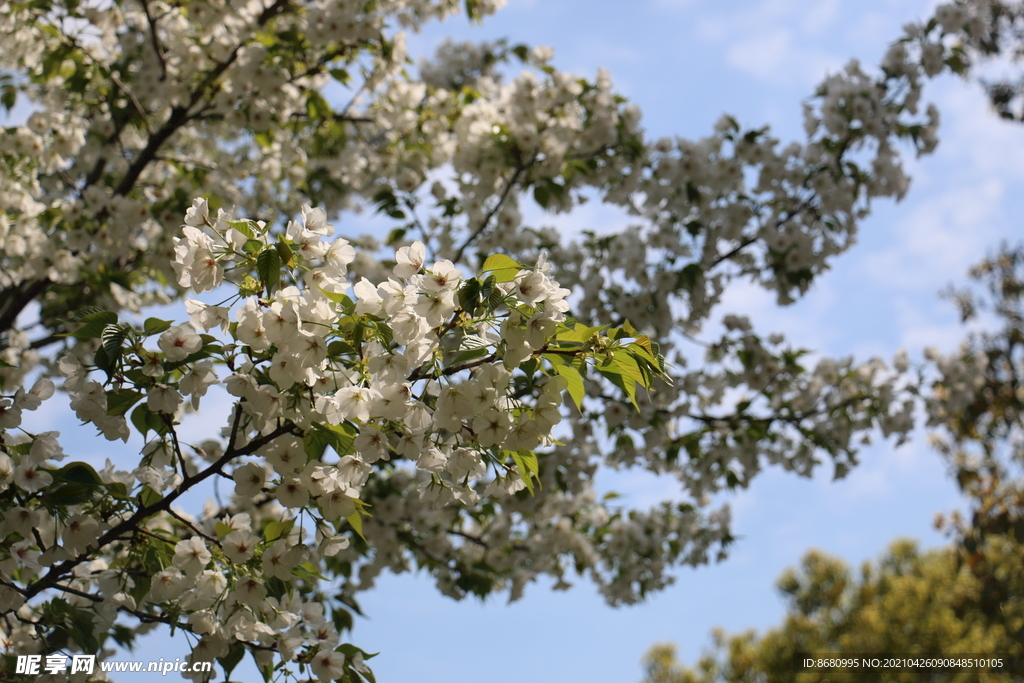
(626, 340), (664, 376)
(139, 486), (162, 507)
(610, 349), (647, 387)
(142, 317), (172, 336)
(457, 278), (481, 315)
(481, 254), (523, 282)
(338, 644), (378, 660)
(490, 268), (519, 284)
(304, 425), (333, 459)
(69, 319), (113, 340)
(65, 605), (100, 653)
(324, 422), (357, 456)
(553, 363), (585, 412)
(242, 238), (264, 254)
(304, 423), (356, 459)
(131, 403), (167, 438)
(599, 362), (638, 410)
(677, 262), (704, 290)
(306, 91), (332, 120)
(534, 183), (551, 209)
(40, 45), (68, 79)
(555, 323), (607, 345)
(275, 238), (294, 266)
(487, 279), (506, 310)
(386, 227), (407, 246)
(264, 519), (295, 543)
(482, 254), (523, 272)
(42, 483), (93, 507)
(1, 85), (16, 113)
(106, 388), (142, 416)
(54, 462), (103, 487)
(332, 607), (354, 634)
(253, 648), (275, 683)
(327, 340), (355, 357)
(98, 323), (132, 377)
(511, 450), (539, 494)
(632, 334), (655, 356)
(346, 510), (365, 540)
(256, 247), (282, 295)
(372, 320), (393, 347)
(77, 310), (119, 325)
(320, 289), (355, 311)
(217, 642), (246, 679)
(106, 482), (131, 500)
(292, 560), (327, 581)
(227, 220), (255, 239)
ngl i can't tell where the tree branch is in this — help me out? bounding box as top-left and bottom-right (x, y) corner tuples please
(451, 164), (528, 265)
(139, 0), (167, 81)
(17, 415), (299, 602)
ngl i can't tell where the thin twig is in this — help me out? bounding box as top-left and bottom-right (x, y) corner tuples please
(452, 165), (528, 265)
(18, 417), (299, 601)
(52, 583), (102, 602)
(139, 0), (167, 81)
(166, 507), (218, 545)
(109, 71), (152, 134)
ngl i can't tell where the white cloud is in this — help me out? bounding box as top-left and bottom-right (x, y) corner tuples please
(862, 179), (1004, 291)
(696, 0), (951, 89)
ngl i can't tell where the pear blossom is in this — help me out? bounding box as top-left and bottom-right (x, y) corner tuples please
(233, 576), (269, 609)
(148, 568), (187, 603)
(13, 377), (54, 410)
(158, 324), (203, 362)
(147, 384), (183, 415)
(173, 537), (212, 575)
(233, 463), (266, 498)
(13, 461), (52, 493)
(394, 241), (426, 279)
(223, 530), (257, 564)
(312, 650), (347, 682)
(61, 514), (99, 554)
(276, 478), (310, 508)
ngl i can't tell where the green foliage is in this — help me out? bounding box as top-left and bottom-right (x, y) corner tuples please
(643, 540), (1024, 683)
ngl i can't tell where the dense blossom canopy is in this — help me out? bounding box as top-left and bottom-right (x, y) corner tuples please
(2, 0), (1023, 680)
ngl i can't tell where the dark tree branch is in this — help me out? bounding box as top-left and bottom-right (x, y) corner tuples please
(452, 164), (529, 265)
(139, 0), (167, 81)
(17, 414), (299, 602)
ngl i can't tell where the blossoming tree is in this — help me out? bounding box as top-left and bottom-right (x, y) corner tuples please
(0, 0), (1020, 680)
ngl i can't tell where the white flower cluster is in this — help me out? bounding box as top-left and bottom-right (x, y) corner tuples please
(0, 193), (623, 679)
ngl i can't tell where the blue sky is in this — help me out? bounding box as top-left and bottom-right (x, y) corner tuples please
(14, 0), (1024, 680)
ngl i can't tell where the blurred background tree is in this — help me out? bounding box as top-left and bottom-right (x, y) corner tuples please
(641, 244), (1024, 683)
(642, 538), (1022, 683)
